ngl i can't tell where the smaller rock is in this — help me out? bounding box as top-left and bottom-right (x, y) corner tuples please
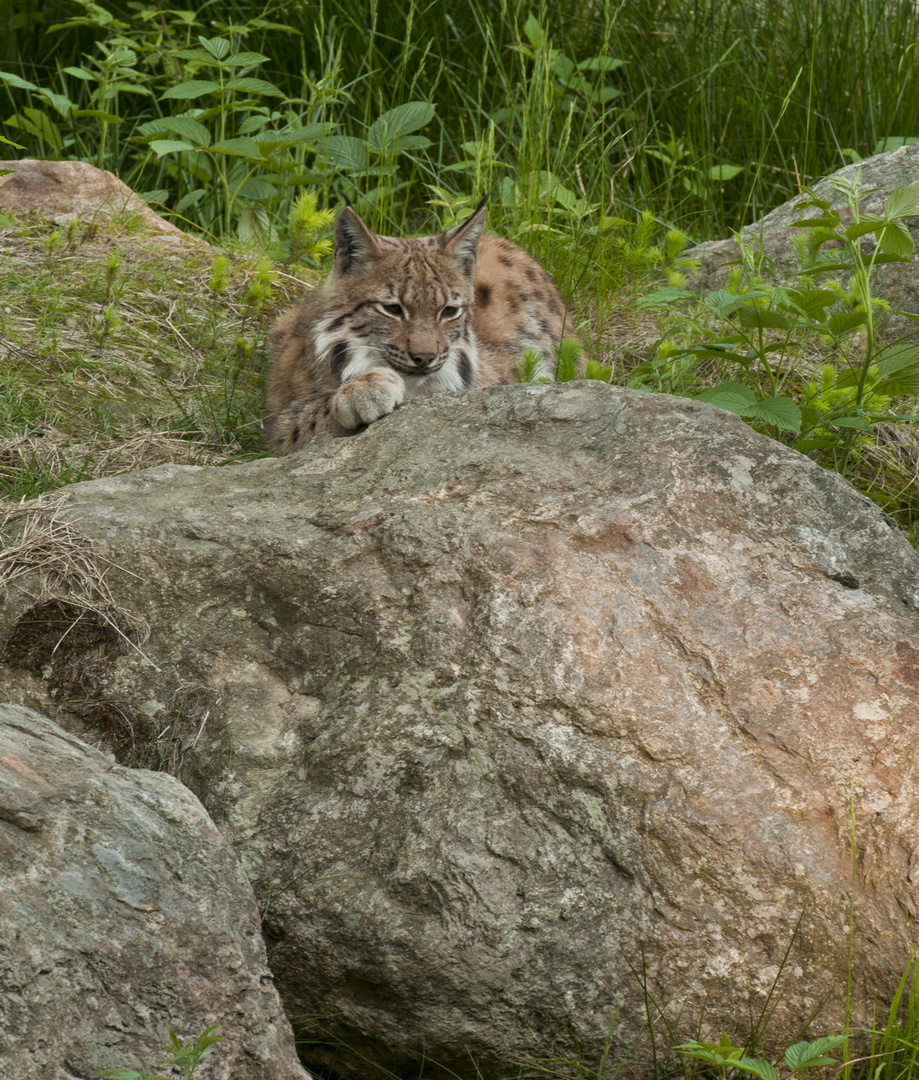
(682, 143), (919, 340)
(0, 159), (185, 235)
(0, 703), (311, 1080)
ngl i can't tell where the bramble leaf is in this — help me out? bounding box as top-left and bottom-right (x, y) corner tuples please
(885, 179), (919, 221)
(161, 80), (220, 99)
(749, 395), (801, 431)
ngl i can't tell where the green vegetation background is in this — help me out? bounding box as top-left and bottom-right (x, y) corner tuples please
(1, 0), (919, 540)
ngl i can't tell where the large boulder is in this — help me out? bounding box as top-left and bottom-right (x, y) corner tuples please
(0, 703), (310, 1080)
(2, 382), (919, 1076)
(684, 143), (919, 340)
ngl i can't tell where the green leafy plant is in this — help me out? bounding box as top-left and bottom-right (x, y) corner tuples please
(98, 1024), (224, 1080)
(633, 177), (919, 471)
(675, 1032), (847, 1080)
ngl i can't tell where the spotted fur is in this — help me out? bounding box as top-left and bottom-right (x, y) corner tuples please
(265, 200), (569, 453)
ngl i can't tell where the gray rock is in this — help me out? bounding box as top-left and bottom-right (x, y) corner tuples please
(2, 383), (919, 1076)
(0, 703), (310, 1080)
(684, 142), (919, 340)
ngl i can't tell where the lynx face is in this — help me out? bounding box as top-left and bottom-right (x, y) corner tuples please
(265, 200), (569, 453)
(311, 207), (483, 395)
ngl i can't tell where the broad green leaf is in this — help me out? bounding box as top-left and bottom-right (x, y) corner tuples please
(0, 71), (39, 91)
(236, 177), (274, 199)
(832, 416), (872, 430)
(175, 188), (206, 213)
(392, 134), (432, 151)
(734, 1057), (780, 1080)
(73, 109), (123, 123)
(875, 136), (919, 154)
(704, 289), (751, 317)
(751, 396), (801, 431)
(825, 311), (868, 334)
(766, 285), (804, 309)
(272, 122), (335, 144)
(550, 182), (578, 209)
(174, 47), (216, 62)
(877, 343), (919, 376)
(697, 383), (758, 414)
(62, 66), (94, 80)
(791, 212), (841, 228)
(138, 188), (169, 204)
(707, 164), (743, 181)
(885, 179), (919, 220)
(845, 216), (885, 242)
(522, 13), (548, 49)
(876, 219), (914, 257)
(0, 212), (13, 228)
(161, 80), (220, 100)
(785, 1036), (847, 1070)
(862, 253), (912, 265)
(105, 81), (152, 97)
(209, 137), (261, 158)
(578, 56), (626, 71)
(226, 52), (269, 66)
(150, 138), (197, 156)
(238, 115), (269, 135)
(238, 205), (271, 243)
(34, 89), (76, 116)
(683, 345), (751, 364)
(796, 288), (838, 318)
(316, 134), (369, 171)
(552, 53), (576, 80)
(828, 311), (867, 335)
(198, 35), (231, 60)
(366, 101), (435, 151)
(797, 260), (856, 275)
(874, 372), (919, 396)
(735, 306), (792, 330)
(896, 309), (919, 323)
(225, 77), (285, 97)
(249, 18), (300, 31)
(634, 287), (697, 308)
(796, 193), (831, 211)
(7, 110), (64, 149)
(150, 115), (210, 146)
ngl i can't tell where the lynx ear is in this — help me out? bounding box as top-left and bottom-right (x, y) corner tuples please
(334, 206), (382, 274)
(441, 196), (487, 275)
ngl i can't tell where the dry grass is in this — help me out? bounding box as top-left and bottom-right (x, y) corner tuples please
(0, 493), (150, 655)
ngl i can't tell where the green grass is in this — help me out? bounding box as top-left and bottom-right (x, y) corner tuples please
(6, 0), (919, 240)
(1, 0), (918, 537)
(0, 211), (299, 500)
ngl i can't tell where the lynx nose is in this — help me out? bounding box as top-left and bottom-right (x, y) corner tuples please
(410, 351), (437, 370)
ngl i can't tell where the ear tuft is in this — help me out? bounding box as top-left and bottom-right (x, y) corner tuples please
(441, 201), (487, 275)
(334, 207), (381, 274)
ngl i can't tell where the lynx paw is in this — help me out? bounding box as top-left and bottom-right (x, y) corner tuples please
(331, 368), (405, 429)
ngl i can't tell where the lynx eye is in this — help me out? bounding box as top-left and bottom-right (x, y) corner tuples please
(378, 302), (405, 319)
(440, 305), (463, 321)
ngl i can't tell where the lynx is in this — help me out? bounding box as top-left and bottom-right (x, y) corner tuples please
(265, 198), (569, 453)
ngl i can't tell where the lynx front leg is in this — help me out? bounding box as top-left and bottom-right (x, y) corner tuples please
(267, 369), (406, 454)
(266, 393), (343, 454)
(331, 368), (405, 429)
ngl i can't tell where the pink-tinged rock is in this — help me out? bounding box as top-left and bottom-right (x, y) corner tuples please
(0, 158), (184, 234)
